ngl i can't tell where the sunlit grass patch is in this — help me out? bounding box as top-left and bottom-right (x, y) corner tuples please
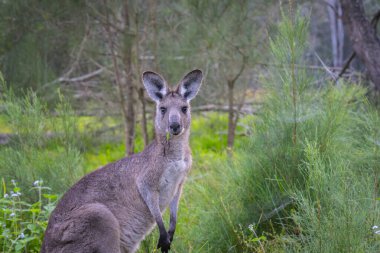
(0, 115), (12, 133)
(83, 142), (125, 173)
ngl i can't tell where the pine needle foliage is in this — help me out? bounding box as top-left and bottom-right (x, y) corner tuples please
(170, 9), (380, 253)
(0, 77), (84, 199)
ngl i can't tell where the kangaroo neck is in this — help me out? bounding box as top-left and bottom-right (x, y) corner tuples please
(155, 130), (190, 160)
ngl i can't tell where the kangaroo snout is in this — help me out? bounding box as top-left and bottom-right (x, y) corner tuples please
(169, 122), (181, 135)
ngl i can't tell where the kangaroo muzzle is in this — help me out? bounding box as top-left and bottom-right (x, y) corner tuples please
(169, 113), (182, 135)
(169, 122), (181, 135)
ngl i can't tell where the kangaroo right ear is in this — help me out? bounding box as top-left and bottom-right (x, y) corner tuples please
(142, 71), (168, 103)
(177, 69), (203, 101)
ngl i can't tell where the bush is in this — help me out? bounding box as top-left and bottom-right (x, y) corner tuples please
(0, 180), (57, 253)
(0, 78), (84, 199)
(168, 10), (380, 252)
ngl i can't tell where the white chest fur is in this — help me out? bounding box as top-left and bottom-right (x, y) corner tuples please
(159, 159), (188, 210)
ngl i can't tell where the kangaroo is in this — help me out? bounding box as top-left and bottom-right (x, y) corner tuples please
(41, 69), (203, 253)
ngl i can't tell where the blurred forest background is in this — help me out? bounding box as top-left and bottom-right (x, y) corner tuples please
(0, 0), (379, 252)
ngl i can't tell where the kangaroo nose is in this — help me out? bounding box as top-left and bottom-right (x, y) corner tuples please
(169, 122), (181, 135)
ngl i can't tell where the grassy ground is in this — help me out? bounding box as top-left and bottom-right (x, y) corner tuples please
(0, 111), (235, 252)
(1, 91), (379, 252)
(0, 115), (12, 133)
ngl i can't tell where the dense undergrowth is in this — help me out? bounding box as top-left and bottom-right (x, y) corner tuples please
(0, 180), (56, 253)
(1, 11), (380, 253)
(161, 13), (380, 253)
(0, 85), (84, 197)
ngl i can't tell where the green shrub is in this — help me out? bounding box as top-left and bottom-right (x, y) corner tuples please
(168, 10), (380, 252)
(0, 179), (57, 253)
(0, 80), (84, 198)
(290, 141), (379, 253)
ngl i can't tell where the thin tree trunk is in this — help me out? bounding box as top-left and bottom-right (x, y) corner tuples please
(227, 80), (235, 150)
(337, 3), (344, 67)
(226, 55), (247, 152)
(123, 0), (136, 155)
(327, 0), (338, 67)
(103, 0), (131, 155)
(138, 87), (149, 146)
(145, 0), (158, 141)
(327, 0), (344, 67)
(150, 0), (159, 71)
(133, 6), (149, 148)
(340, 0), (380, 91)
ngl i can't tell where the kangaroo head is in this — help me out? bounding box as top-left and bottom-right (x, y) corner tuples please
(142, 69), (203, 137)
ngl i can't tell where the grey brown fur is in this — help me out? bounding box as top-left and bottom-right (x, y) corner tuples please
(41, 69), (203, 253)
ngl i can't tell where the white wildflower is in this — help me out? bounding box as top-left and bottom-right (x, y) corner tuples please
(10, 212), (15, 217)
(33, 180), (40, 186)
(11, 193), (18, 197)
(19, 233), (25, 239)
(372, 225), (379, 230)
(375, 230), (380, 235)
(11, 179), (16, 185)
(4, 193), (9, 198)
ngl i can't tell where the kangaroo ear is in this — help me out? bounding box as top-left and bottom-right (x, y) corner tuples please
(177, 69), (203, 101)
(142, 71), (169, 103)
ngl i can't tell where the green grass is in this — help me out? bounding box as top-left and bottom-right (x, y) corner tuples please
(0, 90), (379, 252)
(0, 115), (12, 133)
(79, 112), (231, 173)
(0, 90), (84, 198)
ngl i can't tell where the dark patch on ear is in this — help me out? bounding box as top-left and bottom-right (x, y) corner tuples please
(183, 76), (197, 89)
(155, 92), (163, 100)
(184, 91), (192, 98)
(152, 79), (163, 90)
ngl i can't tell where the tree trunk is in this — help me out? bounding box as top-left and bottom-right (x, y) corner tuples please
(149, 0), (159, 71)
(227, 80), (235, 150)
(327, 0), (344, 68)
(138, 87), (149, 146)
(123, 0), (136, 155)
(103, 0), (134, 156)
(226, 55), (247, 152)
(340, 0), (380, 91)
(135, 8), (149, 148)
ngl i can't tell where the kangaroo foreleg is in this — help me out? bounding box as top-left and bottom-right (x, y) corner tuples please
(168, 181), (184, 242)
(138, 184), (171, 253)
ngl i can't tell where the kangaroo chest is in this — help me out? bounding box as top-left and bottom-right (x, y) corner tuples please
(158, 158), (188, 210)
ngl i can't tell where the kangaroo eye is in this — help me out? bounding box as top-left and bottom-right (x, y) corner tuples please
(181, 106), (188, 114)
(160, 107), (167, 115)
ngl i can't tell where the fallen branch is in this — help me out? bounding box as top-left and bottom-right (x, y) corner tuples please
(58, 68), (105, 84)
(259, 197), (294, 224)
(192, 104), (259, 114)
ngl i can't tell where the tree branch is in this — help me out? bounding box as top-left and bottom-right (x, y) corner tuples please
(58, 68), (104, 83)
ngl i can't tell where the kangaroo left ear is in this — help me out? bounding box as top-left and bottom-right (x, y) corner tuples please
(177, 69), (203, 101)
(142, 71), (169, 103)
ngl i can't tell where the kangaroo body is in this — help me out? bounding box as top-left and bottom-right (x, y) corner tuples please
(41, 70), (203, 253)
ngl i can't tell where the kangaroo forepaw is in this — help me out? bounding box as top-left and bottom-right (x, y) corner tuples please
(157, 233), (171, 253)
(168, 229), (175, 243)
